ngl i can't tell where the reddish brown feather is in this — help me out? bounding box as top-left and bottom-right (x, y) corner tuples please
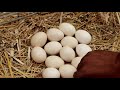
(74, 50), (120, 78)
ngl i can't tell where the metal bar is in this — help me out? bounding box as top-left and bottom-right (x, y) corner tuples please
(0, 12), (38, 26)
(0, 12), (19, 19)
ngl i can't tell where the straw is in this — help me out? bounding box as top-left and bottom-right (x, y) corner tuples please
(0, 12), (120, 78)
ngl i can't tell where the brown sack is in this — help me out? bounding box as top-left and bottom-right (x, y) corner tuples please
(74, 50), (120, 78)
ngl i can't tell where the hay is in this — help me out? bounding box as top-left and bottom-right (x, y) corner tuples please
(0, 12), (120, 78)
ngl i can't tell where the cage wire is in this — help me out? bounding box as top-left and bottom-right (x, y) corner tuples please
(0, 12), (39, 26)
(0, 12), (120, 78)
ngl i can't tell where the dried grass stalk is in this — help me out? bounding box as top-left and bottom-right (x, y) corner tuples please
(0, 12), (120, 78)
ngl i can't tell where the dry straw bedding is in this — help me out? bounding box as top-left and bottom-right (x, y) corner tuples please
(0, 12), (120, 78)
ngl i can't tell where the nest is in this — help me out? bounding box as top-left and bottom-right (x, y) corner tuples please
(0, 12), (120, 78)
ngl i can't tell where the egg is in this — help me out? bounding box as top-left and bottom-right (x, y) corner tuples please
(31, 47), (47, 63)
(75, 30), (92, 44)
(76, 44), (92, 57)
(59, 64), (77, 78)
(71, 57), (83, 68)
(42, 68), (60, 78)
(44, 41), (62, 55)
(61, 36), (78, 48)
(60, 46), (75, 62)
(47, 28), (64, 41)
(31, 32), (47, 47)
(59, 23), (76, 36)
(45, 56), (64, 68)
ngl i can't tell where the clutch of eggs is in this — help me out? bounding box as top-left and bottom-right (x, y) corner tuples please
(30, 22), (92, 78)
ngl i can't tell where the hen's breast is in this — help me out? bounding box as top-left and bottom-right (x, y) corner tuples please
(74, 50), (120, 78)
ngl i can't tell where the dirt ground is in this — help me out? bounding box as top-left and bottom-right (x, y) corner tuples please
(0, 12), (120, 78)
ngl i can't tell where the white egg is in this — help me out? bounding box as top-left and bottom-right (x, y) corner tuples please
(59, 23), (76, 36)
(31, 32), (47, 47)
(42, 68), (60, 78)
(71, 57), (83, 68)
(59, 64), (77, 78)
(31, 47), (47, 63)
(44, 41), (62, 55)
(75, 30), (92, 44)
(47, 28), (64, 41)
(76, 44), (92, 57)
(61, 36), (78, 48)
(60, 46), (75, 62)
(45, 56), (64, 68)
